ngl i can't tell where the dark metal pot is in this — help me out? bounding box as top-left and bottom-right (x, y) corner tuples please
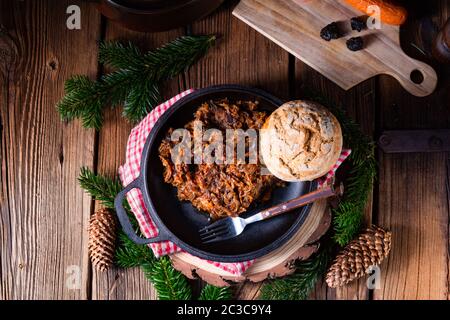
(96, 0), (224, 32)
(114, 85), (317, 262)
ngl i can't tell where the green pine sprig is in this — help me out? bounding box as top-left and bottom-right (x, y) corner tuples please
(98, 41), (144, 69)
(142, 257), (192, 300)
(78, 166), (123, 209)
(199, 285), (232, 300)
(58, 35), (216, 129)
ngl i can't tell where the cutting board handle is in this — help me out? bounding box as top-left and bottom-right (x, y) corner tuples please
(384, 53), (437, 97)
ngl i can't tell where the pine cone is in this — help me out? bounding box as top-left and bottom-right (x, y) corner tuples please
(88, 208), (117, 272)
(326, 225), (392, 288)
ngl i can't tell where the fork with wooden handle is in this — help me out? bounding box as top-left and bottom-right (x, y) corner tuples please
(199, 183), (343, 243)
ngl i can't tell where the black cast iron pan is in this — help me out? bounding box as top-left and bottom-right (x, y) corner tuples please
(114, 85), (318, 262)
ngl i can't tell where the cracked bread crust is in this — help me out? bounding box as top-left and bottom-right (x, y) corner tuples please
(260, 100), (343, 181)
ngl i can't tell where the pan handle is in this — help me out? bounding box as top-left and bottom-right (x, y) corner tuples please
(114, 177), (170, 245)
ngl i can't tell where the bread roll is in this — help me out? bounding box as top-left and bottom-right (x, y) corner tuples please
(260, 100), (342, 181)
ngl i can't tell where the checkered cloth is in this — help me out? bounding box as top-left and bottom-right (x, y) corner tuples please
(118, 89), (351, 275)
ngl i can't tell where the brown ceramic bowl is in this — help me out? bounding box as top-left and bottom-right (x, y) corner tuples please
(114, 85), (318, 262)
(97, 0), (224, 32)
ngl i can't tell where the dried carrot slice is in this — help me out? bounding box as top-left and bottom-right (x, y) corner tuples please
(344, 0), (408, 26)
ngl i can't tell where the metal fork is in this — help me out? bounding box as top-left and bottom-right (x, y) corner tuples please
(199, 183), (343, 243)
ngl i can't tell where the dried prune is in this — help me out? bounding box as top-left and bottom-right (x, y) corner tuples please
(320, 22), (341, 41)
(346, 37), (364, 51)
(351, 17), (366, 32)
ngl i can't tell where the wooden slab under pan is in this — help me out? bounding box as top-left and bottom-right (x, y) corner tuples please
(233, 0), (437, 97)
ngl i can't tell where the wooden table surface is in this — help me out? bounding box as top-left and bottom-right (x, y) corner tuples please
(1, 0), (449, 300)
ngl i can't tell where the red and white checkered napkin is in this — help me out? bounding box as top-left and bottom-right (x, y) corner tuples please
(118, 89), (351, 276)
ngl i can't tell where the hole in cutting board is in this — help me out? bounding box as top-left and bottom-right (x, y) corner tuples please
(410, 69), (424, 84)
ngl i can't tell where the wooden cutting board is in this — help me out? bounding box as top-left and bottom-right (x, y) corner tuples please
(233, 0), (437, 97)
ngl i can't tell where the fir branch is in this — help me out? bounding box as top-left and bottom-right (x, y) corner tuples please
(259, 248), (331, 300)
(78, 167), (148, 268)
(57, 35), (216, 129)
(302, 90), (377, 246)
(78, 168), (193, 299)
(142, 257), (192, 300)
(58, 75), (97, 120)
(199, 285), (232, 300)
(333, 158), (376, 245)
(78, 167), (123, 209)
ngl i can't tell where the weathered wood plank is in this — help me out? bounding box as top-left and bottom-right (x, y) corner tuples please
(90, 20), (184, 300)
(295, 63), (376, 300)
(0, 0), (100, 299)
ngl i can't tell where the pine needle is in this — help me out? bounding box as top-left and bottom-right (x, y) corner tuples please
(76, 89), (376, 299)
(99, 41), (144, 69)
(142, 257), (192, 300)
(123, 79), (161, 122)
(199, 285), (232, 300)
(302, 90), (377, 246)
(144, 35), (216, 80)
(115, 231), (155, 268)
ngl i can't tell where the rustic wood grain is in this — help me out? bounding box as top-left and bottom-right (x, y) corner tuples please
(0, 0), (100, 299)
(233, 0), (437, 97)
(374, 0), (450, 299)
(90, 20), (184, 300)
